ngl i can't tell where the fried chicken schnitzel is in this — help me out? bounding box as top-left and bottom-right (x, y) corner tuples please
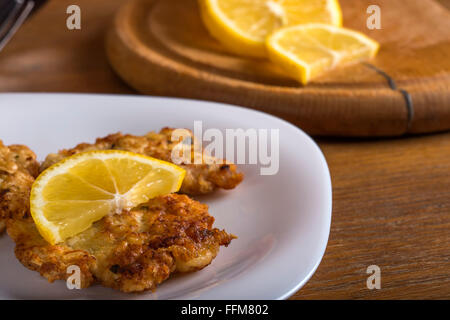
(41, 128), (243, 196)
(1, 130), (238, 292)
(0, 141), (39, 233)
(7, 193), (235, 292)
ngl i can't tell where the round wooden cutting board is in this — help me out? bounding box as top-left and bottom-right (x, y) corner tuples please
(106, 0), (450, 136)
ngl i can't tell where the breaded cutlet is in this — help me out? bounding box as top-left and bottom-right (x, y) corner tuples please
(0, 141), (40, 233)
(1, 138), (236, 292)
(40, 128), (243, 196)
(7, 193), (235, 292)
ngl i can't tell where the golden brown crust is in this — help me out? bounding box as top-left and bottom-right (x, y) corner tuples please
(7, 194), (235, 292)
(40, 128), (243, 195)
(1, 137), (236, 292)
(0, 142), (40, 178)
(0, 141), (39, 232)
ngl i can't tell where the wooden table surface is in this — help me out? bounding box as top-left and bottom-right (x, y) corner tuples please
(0, 0), (449, 299)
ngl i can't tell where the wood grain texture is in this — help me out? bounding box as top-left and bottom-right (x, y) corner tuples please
(0, 0), (133, 94)
(106, 0), (450, 137)
(295, 134), (450, 299)
(0, 0), (449, 299)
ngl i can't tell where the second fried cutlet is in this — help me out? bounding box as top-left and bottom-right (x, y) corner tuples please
(7, 193), (235, 292)
(0, 140), (39, 233)
(40, 128), (243, 196)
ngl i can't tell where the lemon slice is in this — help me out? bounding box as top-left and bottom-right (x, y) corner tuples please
(266, 23), (380, 84)
(199, 0), (342, 57)
(30, 150), (185, 244)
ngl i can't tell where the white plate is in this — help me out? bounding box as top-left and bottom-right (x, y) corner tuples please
(0, 93), (331, 300)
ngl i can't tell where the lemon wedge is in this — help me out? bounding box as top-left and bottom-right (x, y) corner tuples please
(30, 150), (185, 244)
(266, 23), (380, 84)
(199, 0), (342, 57)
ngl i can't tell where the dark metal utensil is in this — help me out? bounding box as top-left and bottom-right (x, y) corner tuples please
(0, 0), (47, 52)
